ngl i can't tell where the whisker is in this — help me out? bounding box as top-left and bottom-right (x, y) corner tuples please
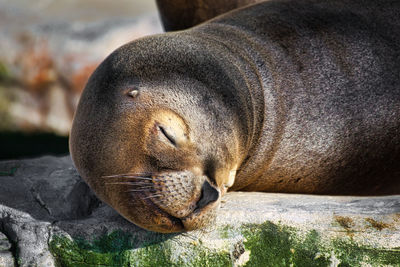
(126, 188), (154, 192)
(103, 176), (154, 180)
(119, 176), (154, 180)
(102, 174), (176, 183)
(128, 186), (156, 189)
(109, 178), (174, 183)
(128, 182), (154, 186)
(105, 183), (164, 189)
(143, 195), (163, 199)
(125, 176), (175, 182)
(105, 182), (151, 186)
(102, 172), (153, 178)
(122, 172), (153, 176)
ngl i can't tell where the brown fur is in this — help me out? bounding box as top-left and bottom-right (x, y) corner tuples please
(156, 0), (265, 31)
(70, 0), (400, 232)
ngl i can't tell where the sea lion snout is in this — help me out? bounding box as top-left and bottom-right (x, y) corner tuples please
(151, 171), (220, 225)
(104, 170), (221, 232)
(197, 180), (220, 210)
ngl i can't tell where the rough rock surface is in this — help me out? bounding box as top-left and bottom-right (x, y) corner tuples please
(0, 232), (14, 267)
(0, 155), (399, 266)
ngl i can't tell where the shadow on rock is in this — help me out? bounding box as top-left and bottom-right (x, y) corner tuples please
(0, 155), (177, 266)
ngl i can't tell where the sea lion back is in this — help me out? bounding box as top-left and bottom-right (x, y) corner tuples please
(191, 0), (400, 194)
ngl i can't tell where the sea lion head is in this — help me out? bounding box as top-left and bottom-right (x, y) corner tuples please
(70, 32), (247, 233)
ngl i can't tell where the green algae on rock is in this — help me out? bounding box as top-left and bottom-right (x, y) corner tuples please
(49, 230), (232, 267)
(241, 222), (331, 267)
(240, 221), (400, 267)
(49, 222), (400, 267)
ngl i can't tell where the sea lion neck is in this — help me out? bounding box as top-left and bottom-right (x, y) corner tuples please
(187, 26), (270, 178)
(175, 30), (267, 168)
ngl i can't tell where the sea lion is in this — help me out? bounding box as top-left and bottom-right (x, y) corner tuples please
(155, 0), (265, 31)
(70, 0), (400, 233)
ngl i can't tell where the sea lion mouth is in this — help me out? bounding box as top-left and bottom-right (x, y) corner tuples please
(179, 180), (220, 231)
(144, 181), (220, 232)
(139, 191), (186, 232)
(104, 171), (220, 232)
(148, 179), (221, 232)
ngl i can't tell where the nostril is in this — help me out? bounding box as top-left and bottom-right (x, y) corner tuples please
(196, 181), (219, 210)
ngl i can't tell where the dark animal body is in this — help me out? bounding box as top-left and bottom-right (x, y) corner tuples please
(155, 0), (265, 31)
(70, 0), (400, 233)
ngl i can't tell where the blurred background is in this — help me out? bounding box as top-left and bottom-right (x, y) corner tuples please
(0, 0), (162, 159)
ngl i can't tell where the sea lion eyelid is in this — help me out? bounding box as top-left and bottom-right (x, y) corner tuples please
(158, 125), (177, 147)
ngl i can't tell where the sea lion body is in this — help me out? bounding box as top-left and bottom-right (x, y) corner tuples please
(155, 0), (265, 31)
(70, 0), (400, 232)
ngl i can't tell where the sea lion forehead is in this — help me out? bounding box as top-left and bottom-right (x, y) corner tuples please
(110, 32), (228, 76)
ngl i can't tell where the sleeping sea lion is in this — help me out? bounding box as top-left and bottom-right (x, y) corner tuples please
(70, 0), (400, 233)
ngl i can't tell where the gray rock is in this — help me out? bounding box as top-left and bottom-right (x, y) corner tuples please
(0, 232), (14, 267)
(0, 1), (162, 135)
(0, 155), (399, 266)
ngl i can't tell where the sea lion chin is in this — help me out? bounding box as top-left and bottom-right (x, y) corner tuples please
(70, 0), (400, 233)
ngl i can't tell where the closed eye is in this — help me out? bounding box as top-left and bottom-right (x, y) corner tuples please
(158, 125), (177, 147)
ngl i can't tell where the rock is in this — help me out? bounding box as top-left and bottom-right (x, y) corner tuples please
(0, 155), (399, 266)
(0, 1), (162, 135)
(0, 232), (14, 267)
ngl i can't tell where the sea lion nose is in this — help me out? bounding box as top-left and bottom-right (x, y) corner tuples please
(196, 181), (220, 209)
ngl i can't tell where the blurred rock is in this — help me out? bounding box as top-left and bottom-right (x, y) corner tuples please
(0, 155), (399, 266)
(0, 0), (162, 135)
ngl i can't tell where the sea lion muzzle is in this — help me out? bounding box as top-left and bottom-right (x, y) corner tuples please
(103, 171), (220, 231)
